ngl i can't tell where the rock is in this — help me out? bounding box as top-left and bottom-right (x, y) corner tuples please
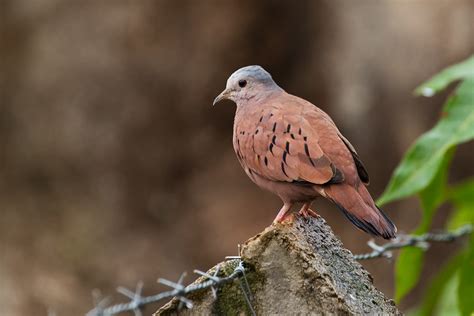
(156, 214), (400, 315)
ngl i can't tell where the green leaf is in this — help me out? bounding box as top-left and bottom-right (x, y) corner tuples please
(418, 148), (454, 230)
(395, 247), (424, 303)
(435, 273), (461, 316)
(447, 179), (474, 230)
(394, 148), (453, 303)
(415, 55), (474, 96)
(445, 180), (474, 315)
(458, 235), (474, 316)
(414, 252), (465, 316)
(382, 55), (474, 307)
(378, 78), (474, 206)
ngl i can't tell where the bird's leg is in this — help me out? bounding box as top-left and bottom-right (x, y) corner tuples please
(273, 203), (293, 224)
(299, 202), (319, 218)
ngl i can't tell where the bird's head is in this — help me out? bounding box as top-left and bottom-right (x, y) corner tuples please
(213, 65), (283, 106)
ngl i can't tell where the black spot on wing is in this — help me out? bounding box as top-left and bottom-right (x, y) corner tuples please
(281, 162), (289, 177)
(326, 165), (344, 184)
(304, 143), (310, 156)
(292, 180), (314, 187)
(304, 143), (315, 167)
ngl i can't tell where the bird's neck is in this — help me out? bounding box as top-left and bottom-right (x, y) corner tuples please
(235, 88), (284, 108)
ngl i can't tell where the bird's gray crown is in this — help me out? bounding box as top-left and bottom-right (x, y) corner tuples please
(227, 65), (277, 87)
(213, 65), (283, 107)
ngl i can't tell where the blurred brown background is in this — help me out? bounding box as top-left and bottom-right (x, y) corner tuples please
(1, 0), (473, 315)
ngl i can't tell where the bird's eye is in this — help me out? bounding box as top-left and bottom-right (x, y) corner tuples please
(238, 79), (247, 88)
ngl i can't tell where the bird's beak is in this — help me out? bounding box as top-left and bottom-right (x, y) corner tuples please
(213, 89), (231, 106)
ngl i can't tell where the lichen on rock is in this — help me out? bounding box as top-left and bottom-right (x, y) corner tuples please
(156, 215), (400, 315)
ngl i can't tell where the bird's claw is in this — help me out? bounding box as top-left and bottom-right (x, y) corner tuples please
(273, 213), (294, 224)
(299, 208), (319, 218)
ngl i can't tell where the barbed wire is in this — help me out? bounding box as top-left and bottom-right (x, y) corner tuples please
(85, 257), (255, 316)
(353, 224), (472, 260)
(84, 225), (472, 315)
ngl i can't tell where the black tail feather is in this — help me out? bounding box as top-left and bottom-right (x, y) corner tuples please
(333, 202), (397, 239)
(377, 206), (397, 236)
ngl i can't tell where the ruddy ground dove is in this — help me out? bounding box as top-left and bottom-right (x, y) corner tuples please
(213, 65), (396, 239)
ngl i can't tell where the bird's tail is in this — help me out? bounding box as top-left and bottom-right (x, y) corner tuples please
(323, 183), (397, 239)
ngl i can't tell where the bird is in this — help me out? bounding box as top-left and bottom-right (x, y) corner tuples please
(213, 65), (397, 239)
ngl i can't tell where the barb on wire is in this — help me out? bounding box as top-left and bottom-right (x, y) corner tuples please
(86, 258), (252, 316)
(84, 226), (471, 314)
(236, 262), (256, 316)
(353, 224), (472, 260)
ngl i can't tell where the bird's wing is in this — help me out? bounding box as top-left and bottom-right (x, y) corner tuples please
(236, 100), (347, 185)
(338, 134), (370, 184)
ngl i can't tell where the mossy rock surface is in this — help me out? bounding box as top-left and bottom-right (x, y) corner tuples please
(156, 215), (400, 315)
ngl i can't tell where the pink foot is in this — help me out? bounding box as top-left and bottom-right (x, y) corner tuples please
(273, 203), (293, 224)
(299, 208), (319, 218)
(274, 212), (294, 224)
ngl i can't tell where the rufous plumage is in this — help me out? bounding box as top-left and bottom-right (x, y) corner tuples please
(214, 65), (396, 239)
